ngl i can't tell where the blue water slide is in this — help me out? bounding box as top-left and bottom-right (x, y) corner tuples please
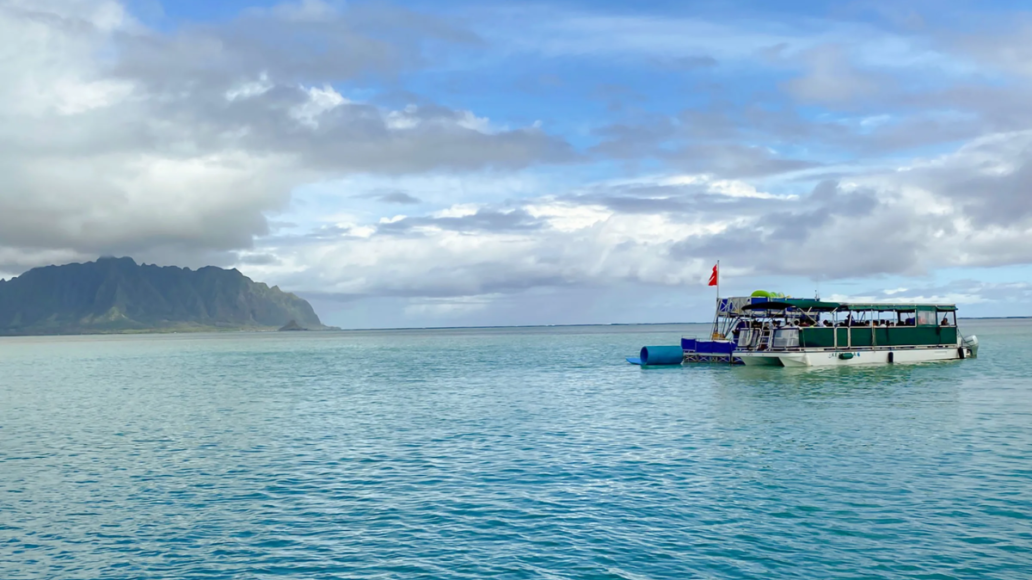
(626, 345), (685, 366)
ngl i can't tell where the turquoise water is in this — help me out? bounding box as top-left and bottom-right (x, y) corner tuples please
(1, 320), (1030, 579)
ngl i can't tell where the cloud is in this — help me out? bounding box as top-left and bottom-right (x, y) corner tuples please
(591, 117), (821, 178)
(667, 144), (820, 178)
(951, 19), (1032, 78)
(895, 131), (1032, 228)
(5, 0), (1032, 326)
(364, 191), (423, 205)
(235, 178), (833, 299)
(825, 278), (1032, 309)
(240, 125), (1032, 305)
(114, 0), (483, 88)
(0, 0), (573, 268)
(782, 44), (885, 105)
(376, 208), (545, 234)
(494, 9), (802, 61)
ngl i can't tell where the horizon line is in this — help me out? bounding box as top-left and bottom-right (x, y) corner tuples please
(326, 316), (1028, 332)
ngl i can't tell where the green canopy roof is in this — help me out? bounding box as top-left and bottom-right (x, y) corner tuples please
(739, 299), (956, 312)
(742, 299), (840, 311)
(842, 304), (956, 312)
(787, 299), (843, 311)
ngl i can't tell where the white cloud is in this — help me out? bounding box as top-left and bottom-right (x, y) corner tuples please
(825, 291), (987, 305)
(225, 73), (273, 101)
(0, 0), (569, 272)
(403, 295), (498, 317)
(662, 174), (797, 200)
(290, 84), (349, 127)
(5, 0), (1032, 326)
(239, 126), (1032, 307)
(524, 202), (612, 232)
(432, 204), (482, 219)
(384, 105), (422, 130)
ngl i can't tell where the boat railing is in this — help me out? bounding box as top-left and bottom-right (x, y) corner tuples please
(736, 327), (805, 352)
(757, 328), (772, 350)
(736, 328), (770, 350)
(770, 328), (801, 350)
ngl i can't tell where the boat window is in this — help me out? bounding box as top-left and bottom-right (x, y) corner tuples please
(737, 329), (755, 347)
(916, 310), (937, 326)
(772, 328), (800, 348)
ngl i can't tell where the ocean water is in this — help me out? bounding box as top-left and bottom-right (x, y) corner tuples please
(1, 320), (1030, 579)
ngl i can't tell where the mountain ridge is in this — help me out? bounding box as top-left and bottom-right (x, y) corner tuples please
(0, 257), (325, 335)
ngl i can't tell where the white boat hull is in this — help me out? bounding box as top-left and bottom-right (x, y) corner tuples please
(738, 345), (974, 367)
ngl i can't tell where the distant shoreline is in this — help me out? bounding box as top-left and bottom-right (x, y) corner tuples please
(0, 317), (1026, 338)
(0, 325), (335, 337)
(324, 316), (1029, 332)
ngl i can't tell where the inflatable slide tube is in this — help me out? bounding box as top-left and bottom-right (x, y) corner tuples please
(627, 345), (685, 366)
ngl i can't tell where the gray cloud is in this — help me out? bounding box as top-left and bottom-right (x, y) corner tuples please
(861, 132), (1032, 232)
(377, 209), (544, 235)
(667, 144), (820, 178)
(590, 109), (825, 178)
(568, 183), (788, 216)
(237, 138), (1032, 315)
(828, 278), (1032, 314)
(371, 191), (422, 205)
(590, 116), (677, 158)
(667, 190), (935, 279)
(0, 0), (573, 270)
(236, 253), (281, 266)
(936, 160), (1032, 227)
(112, 1), (482, 89)
(951, 19), (1032, 79)
(782, 44), (886, 106)
(5, 0), (1032, 325)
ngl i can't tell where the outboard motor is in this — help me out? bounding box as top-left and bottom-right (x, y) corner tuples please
(961, 335), (979, 358)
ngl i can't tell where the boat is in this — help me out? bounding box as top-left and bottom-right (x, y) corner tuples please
(726, 299), (978, 367)
(681, 294), (789, 364)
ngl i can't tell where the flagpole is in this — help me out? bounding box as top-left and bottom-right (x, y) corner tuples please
(711, 260), (720, 339)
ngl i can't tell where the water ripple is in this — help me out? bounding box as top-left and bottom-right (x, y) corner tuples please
(1, 322), (1031, 578)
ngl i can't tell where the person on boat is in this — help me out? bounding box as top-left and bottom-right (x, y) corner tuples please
(942, 315), (950, 326)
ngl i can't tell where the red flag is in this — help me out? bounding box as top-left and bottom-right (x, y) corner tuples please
(707, 263), (719, 286)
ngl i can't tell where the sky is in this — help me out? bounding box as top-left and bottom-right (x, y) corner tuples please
(3, 0), (1032, 327)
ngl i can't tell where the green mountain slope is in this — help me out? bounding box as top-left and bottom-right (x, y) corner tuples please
(0, 257), (324, 334)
